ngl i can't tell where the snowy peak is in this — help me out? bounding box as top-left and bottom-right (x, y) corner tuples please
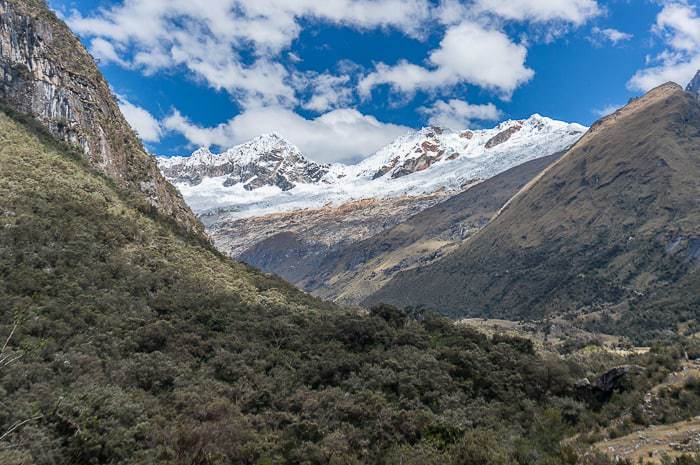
(157, 134), (329, 192)
(354, 114), (586, 181)
(158, 114), (587, 217)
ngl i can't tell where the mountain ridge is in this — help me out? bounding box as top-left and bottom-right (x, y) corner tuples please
(159, 114), (586, 218)
(364, 82), (700, 341)
(158, 133), (330, 192)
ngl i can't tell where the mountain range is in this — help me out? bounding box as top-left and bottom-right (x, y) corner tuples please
(158, 72), (700, 344)
(158, 115), (586, 304)
(158, 115), (585, 217)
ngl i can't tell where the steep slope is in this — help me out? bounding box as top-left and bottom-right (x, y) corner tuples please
(0, 0), (200, 233)
(366, 83), (700, 340)
(240, 152), (563, 304)
(0, 105), (598, 465)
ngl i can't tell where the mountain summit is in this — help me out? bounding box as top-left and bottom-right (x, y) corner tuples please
(158, 134), (329, 192)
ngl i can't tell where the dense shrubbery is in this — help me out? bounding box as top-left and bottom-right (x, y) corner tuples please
(0, 107), (699, 464)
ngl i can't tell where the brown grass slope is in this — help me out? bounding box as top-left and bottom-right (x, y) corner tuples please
(365, 83), (700, 334)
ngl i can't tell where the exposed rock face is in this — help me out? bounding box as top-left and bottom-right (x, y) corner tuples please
(592, 365), (644, 393)
(0, 0), (201, 234)
(485, 124), (523, 149)
(688, 70), (700, 99)
(370, 127), (455, 180)
(577, 365), (645, 403)
(158, 134), (329, 192)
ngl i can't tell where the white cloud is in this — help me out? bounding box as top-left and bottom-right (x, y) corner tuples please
(419, 99), (501, 129)
(591, 27), (633, 45)
(295, 72), (354, 112)
(66, 0), (432, 107)
(359, 21), (534, 99)
(163, 107), (409, 164)
(435, 0), (600, 27)
(89, 37), (129, 66)
(628, 3), (700, 92)
(473, 0), (601, 25)
(593, 103), (623, 118)
(117, 97), (162, 143)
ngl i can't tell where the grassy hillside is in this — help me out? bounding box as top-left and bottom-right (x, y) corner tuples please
(366, 84), (700, 343)
(0, 105), (664, 465)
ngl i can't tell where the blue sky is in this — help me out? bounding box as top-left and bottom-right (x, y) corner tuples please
(49, 0), (700, 163)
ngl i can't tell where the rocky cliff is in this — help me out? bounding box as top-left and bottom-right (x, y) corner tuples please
(688, 70), (700, 99)
(0, 0), (201, 233)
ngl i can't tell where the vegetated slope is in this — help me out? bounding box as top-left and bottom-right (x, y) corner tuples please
(0, 0), (200, 233)
(240, 152), (563, 305)
(0, 105), (637, 465)
(367, 83), (700, 342)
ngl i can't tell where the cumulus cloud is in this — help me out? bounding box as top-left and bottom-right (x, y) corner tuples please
(359, 21), (534, 99)
(117, 97), (162, 143)
(66, 0), (431, 107)
(419, 99), (502, 129)
(163, 107), (409, 164)
(65, 0), (605, 161)
(593, 103), (623, 118)
(628, 3), (700, 92)
(294, 72), (355, 112)
(473, 0), (600, 25)
(591, 27), (633, 45)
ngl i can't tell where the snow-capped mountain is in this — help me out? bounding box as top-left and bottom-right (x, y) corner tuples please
(158, 114), (587, 218)
(158, 133), (329, 192)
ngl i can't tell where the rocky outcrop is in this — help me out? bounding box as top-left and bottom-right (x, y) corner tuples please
(688, 70), (700, 99)
(485, 124), (522, 149)
(0, 0), (201, 234)
(384, 127), (453, 180)
(577, 365), (645, 402)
